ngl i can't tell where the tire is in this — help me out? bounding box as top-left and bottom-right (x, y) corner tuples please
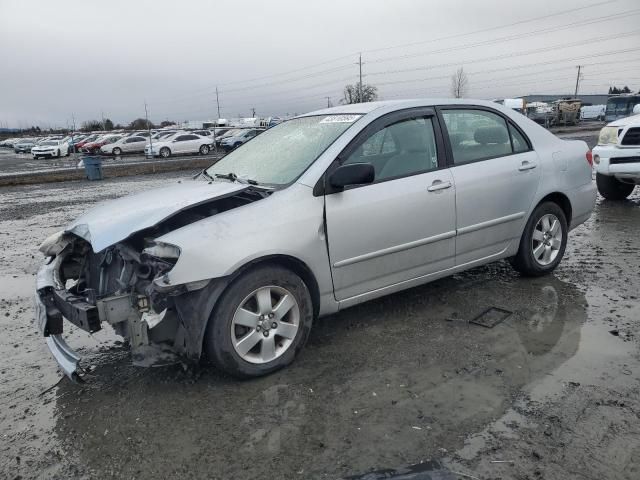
(204, 264), (313, 378)
(596, 173), (635, 200)
(112, 147), (122, 156)
(159, 147), (171, 158)
(199, 144), (210, 155)
(56, 150), (60, 158)
(510, 201), (568, 277)
(233, 142), (241, 149)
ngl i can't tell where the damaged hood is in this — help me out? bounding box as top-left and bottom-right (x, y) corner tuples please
(67, 179), (248, 252)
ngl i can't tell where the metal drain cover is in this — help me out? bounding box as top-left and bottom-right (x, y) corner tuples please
(470, 307), (512, 328)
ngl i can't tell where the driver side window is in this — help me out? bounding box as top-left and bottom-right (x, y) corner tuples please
(343, 117), (439, 182)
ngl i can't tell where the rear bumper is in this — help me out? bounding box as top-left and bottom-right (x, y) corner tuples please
(567, 181), (597, 230)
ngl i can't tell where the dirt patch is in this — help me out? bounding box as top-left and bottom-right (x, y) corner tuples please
(0, 172), (639, 479)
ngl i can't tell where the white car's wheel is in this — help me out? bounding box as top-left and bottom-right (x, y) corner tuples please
(112, 147), (122, 156)
(159, 147), (171, 158)
(199, 144), (210, 155)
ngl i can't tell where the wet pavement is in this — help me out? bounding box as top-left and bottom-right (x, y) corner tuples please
(1, 150), (639, 479)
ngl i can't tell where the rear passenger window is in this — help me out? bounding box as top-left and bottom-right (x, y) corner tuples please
(442, 109), (514, 164)
(509, 124), (529, 153)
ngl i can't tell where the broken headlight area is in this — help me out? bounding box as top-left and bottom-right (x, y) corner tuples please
(37, 233), (213, 378)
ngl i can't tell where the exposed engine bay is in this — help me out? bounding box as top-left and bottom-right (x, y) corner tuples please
(36, 186), (270, 378)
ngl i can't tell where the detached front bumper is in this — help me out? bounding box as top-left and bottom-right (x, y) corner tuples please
(35, 258), (85, 381)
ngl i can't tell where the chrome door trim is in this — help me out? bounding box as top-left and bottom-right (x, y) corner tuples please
(332, 230), (456, 268)
(338, 246), (509, 309)
(457, 211), (525, 235)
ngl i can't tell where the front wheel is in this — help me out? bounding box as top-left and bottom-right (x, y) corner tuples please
(159, 147), (171, 158)
(112, 147), (122, 156)
(56, 150), (61, 157)
(204, 265), (313, 378)
(596, 173), (635, 200)
(510, 202), (568, 277)
(199, 144), (210, 155)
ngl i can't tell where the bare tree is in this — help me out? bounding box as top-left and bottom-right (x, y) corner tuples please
(80, 119), (103, 132)
(341, 82), (378, 104)
(450, 67), (469, 98)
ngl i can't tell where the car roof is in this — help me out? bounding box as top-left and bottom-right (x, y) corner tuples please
(300, 98), (506, 117)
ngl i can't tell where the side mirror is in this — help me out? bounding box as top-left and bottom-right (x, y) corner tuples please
(328, 163), (375, 190)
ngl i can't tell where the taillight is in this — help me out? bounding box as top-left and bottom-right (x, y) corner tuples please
(586, 150), (593, 167)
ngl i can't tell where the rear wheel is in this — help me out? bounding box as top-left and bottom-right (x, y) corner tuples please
(204, 265), (313, 378)
(199, 144), (210, 155)
(159, 147), (171, 158)
(510, 202), (568, 277)
(596, 173), (635, 200)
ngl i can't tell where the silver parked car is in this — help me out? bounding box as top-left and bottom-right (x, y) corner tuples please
(34, 99), (596, 380)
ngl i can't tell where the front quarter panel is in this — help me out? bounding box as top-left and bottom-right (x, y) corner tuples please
(156, 183), (335, 310)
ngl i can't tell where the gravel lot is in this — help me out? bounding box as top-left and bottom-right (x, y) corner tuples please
(1, 132), (639, 480)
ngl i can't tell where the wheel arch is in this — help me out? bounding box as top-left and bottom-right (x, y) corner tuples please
(535, 191), (572, 225)
(226, 254), (321, 320)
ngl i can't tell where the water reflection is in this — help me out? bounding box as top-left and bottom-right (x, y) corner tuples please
(52, 267), (585, 478)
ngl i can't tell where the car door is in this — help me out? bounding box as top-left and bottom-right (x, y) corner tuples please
(438, 107), (542, 265)
(172, 134), (191, 153)
(324, 108), (456, 301)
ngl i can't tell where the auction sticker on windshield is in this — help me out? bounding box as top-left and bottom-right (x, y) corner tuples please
(319, 114), (362, 123)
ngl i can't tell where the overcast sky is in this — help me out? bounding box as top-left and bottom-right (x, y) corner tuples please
(1, 0), (639, 128)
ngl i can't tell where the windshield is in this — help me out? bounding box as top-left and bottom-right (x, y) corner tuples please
(606, 97), (632, 115)
(41, 141), (58, 146)
(206, 114), (361, 186)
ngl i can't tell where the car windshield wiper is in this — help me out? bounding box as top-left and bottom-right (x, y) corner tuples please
(199, 169), (214, 181)
(214, 172), (258, 185)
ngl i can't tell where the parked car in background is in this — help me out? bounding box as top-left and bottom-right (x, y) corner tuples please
(145, 133), (213, 158)
(82, 134), (123, 153)
(593, 106), (640, 200)
(14, 138), (37, 153)
(75, 134), (101, 151)
(31, 139), (70, 158)
(35, 99), (596, 380)
(101, 135), (148, 155)
(580, 105), (606, 121)
(220, 129), (260, 150)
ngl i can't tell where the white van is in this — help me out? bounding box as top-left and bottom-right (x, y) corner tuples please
(580, 105), (606, 121)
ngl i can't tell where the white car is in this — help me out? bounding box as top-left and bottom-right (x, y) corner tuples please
(101, 135), (148, 155)
(593, 106), (640, 200)
(31, 139), (70, 159)
(145, 133), (213, 158)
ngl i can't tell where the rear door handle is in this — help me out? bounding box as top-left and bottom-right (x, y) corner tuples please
(518, 160), (537, 171)
(427, 180), (452, 192)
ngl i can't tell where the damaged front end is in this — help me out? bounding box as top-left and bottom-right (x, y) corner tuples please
(34, 185), (269, 380)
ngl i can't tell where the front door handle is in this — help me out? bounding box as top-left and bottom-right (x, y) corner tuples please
(518, 160), (537, 171)
(427, 180), (452, 192)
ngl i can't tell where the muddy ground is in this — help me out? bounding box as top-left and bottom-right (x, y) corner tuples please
(1, 135), (639, 479)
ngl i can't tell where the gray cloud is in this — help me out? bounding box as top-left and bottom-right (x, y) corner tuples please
(1, 0), (639, 127)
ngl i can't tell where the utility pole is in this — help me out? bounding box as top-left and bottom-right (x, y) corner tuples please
(357, 53), (363, 103)
(215, 86), (221, 119)
(325, 96), (332, 108)
(70, 113), (76, 157)
(574, 65), (582, 97)
(144, 101), (153, 158)
(101, 110), (105, 130)
(251, 108), (256, 118)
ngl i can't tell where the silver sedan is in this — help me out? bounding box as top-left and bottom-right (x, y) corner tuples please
(34, 99), (596, 380)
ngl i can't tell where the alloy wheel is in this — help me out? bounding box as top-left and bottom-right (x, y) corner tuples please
(531, 213), (563, 266)
(230, 285), (300, 364)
